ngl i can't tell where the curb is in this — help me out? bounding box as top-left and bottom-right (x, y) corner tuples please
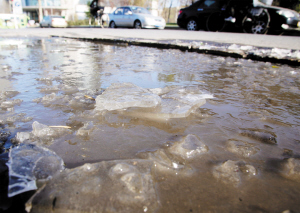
(52, 35), (300, 66)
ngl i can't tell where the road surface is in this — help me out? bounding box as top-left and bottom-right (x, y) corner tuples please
(1, 28), (300, 50)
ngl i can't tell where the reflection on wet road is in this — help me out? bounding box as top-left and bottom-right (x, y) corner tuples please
(1, 38), (300, 212)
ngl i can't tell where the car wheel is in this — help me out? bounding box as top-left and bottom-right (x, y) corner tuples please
(40, 24), (43, 28)
(109, 21), (116, 28)
(48, 24), (51, 28)
(186, 19), (198, 31)
(206, 12), (226, 32)
(134, 20), (142, 29)
(242, 9), (270, 34)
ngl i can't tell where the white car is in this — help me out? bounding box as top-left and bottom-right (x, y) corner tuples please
(40, 16), (68, 28)
(108, 6), (165, 29)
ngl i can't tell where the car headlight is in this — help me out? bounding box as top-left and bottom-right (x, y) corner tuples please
(277, 10), (297, 18)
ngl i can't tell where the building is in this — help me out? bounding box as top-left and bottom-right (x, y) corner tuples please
(21, 0), (91, 22)
(0, 0), (10, 13)
(0, 0), (159, 24)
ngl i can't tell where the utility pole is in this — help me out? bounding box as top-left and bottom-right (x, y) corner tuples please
(38, 0), (43, 23)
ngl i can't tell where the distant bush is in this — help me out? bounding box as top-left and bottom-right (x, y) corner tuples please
(67, 19), (90, 26)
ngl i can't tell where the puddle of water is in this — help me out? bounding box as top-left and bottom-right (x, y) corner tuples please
(0, 38), (300, 212)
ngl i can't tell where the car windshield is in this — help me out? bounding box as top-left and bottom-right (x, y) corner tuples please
(130, 7), (150, 14)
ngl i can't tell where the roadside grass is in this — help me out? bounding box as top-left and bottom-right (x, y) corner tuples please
(67, 20), (178, 27)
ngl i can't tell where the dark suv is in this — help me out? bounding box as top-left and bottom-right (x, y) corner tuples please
(177, 0), (300, 34)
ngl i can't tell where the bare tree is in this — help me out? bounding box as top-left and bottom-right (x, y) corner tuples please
(179, 0), (193, 7)
(168, 0), (173, 23)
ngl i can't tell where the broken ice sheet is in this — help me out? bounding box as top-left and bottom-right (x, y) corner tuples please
(96, 83), (213, 121)
(26, 160), (158, 213)
(132, 87), (212, 120)
(95, 83), (161, 111)
(7, 144), (64, 197)
(32, 121), (71, 139)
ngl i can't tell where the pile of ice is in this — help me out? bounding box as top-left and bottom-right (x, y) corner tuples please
(6, 144), (65, 197)
(24, 134), (209, 212)
(33, 93), (69, 108)
(0, 90), (22, 111)
(176, 40), (300, 60)
(0, 113), (32, 126)
(95, 83), (213, 120)
(15, 121), (71, 144)
(26, 160), (158, 213)
(34, 88), (99, 111)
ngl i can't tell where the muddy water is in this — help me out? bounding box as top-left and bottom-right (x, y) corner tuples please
(1, 38), (300, 212)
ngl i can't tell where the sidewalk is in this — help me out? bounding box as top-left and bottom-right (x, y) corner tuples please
(1, 28), (300, 65)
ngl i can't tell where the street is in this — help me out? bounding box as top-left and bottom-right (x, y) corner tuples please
(0, 29), (300, 213)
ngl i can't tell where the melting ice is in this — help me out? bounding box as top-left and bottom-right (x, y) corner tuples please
(6, 144), (64, 197)
(95, 83), (213, 120)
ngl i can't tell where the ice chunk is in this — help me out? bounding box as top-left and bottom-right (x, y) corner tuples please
(95, 84), (212, 120)
(227, 139), (259, 157)
(140, 135), (207, 176)
(124, 86), (213, 120)
(0, 99), (22, 109)
(271, 48), (292, 59)
(76, 121), (94, 137)
(161, 87), (212, 106)
(109, 162), (136, 177)
(69, 96), (95, 111)
(95, 83), (161, 111)
(213, 160), (256, 186)
(61, 85), (79, 95)
(140, 148), (195, 177)
(168, 134), (208, 159)
(32, 121), (71, 140)
(0, 113), (28, 125)
(281, 158), (300, 181)
(33, 93), (70, 108)
(109, 163), (143, 193)
(7, 144), (64, 197)
(0, 91), (19, 99)
(149, 86), (176, 96)
(26, 160), (158, 212)
(15, 132), (32, 143)
(36, 77), (53, 86)
(39, 85), (60, 94)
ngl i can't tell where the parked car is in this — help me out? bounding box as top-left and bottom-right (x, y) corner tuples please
(40, 16), (68, 28)
(177, 0), (300, 34)
(108, 6), (166, 29)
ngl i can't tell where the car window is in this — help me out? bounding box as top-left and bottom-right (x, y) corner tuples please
(131, 7), (150, 14)
(124, 7), (132, 15)
(114, 8), (124, 15)
(198, 0), (219, 8)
